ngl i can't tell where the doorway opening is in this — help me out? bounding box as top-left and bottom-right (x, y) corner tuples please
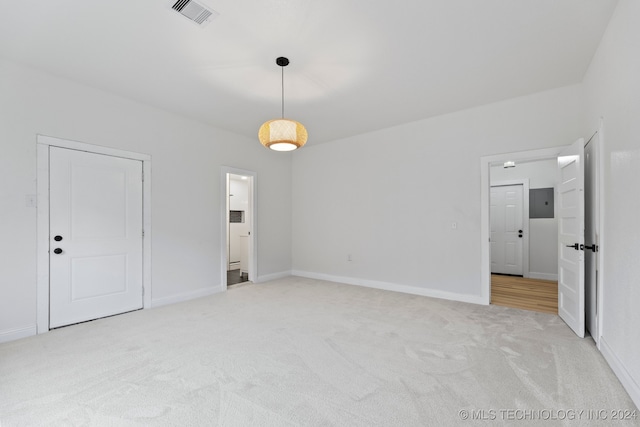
(481, 139), (601, 341)
(490, 159), (560, 315)
(221, 167), (256, 289)
(482, 147), (563, 304)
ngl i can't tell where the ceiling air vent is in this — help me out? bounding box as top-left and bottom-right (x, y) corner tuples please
(170, 0), (219, 27)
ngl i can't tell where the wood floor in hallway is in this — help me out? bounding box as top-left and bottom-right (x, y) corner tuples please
(491, 274), (558, 315)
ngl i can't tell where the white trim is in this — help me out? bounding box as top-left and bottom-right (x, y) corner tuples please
(256, 271), (292, 283)
(221, 167), (257, 290)
(490, 179), (530, 278)
(292, 270), (485, 305)
(151, 286), (224, 308)
(0, 325), (37, 343)
(36, 134), (152, 334)
(36, 142), (50, 334)
(584, 128), (603, 346)
(480, 146), (566, 305)
(600, 338), (640, 410)
(38, 134), (152, 161)
(143, 160), (152, 310)
(596, 118), (606, 349)
(528, 272), (558, 281)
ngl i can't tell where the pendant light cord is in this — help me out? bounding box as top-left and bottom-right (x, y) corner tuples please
(281, 65), (285, 119)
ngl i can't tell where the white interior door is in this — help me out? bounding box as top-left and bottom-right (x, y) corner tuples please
(49, 147), (143, 328)
(585, 137), (599, 340)
(490, 184), (524, 275)
(557, 138), (585, 338)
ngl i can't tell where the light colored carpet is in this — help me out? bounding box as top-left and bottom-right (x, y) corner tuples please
(0, 276), (636, 426)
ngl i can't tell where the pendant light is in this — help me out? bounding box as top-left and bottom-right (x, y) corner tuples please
(258, 57), (308, 151)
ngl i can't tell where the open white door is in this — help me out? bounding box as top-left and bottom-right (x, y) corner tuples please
(585, 136), (599, 341)
(557, 138), (585, 337)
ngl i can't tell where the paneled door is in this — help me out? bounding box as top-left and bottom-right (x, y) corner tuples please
(557, 138), (585, 338)
(490, 184), (524, 275)
(49, 146), (143, 328)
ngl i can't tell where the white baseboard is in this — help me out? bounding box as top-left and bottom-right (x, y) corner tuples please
(528, 272), (558, 281)
(291, 270), (485, 306)
(256, 271), (292, 283)
(151, 285), (224, 308)
(0, 325), (37, 344)
(600, 337), (640, 409)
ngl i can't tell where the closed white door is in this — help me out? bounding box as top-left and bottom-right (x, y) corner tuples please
(49, 147), (143, 328)
(557, 138), (585, 338)
(490, 184), (524, 275)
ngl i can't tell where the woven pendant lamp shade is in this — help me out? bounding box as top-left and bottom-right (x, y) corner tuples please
(258, 118), (308, 151)
(258, 57), (307, 151)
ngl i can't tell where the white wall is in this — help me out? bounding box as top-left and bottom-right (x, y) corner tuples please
(582, 0), (640, 407)
(292, 85), (584, 302)
(491, 159), (558, 280)
(0, 58), (292, 341)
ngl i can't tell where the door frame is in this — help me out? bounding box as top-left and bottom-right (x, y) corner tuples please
(481, 140), (605, 341)
(490, 180), (530, 278)
(480, 146), (565, 305)
(36, 135), (152, 334)
(220, 166), (257, 288)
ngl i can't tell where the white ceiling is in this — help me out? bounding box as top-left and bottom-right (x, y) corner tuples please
(0, 0), (617, 145)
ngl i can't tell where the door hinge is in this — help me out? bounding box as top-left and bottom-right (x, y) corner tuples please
(142, 229), (145, 238)
(142, 170), (144, 182)
(142, 287), (145, 297)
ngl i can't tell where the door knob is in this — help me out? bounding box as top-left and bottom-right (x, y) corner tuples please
(518, 234), (523, 238)
(53, 248), (63, 254)
(518, 230), (523, 233)
(566, 243), (579, 250)
(54, 235), (63, 241)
